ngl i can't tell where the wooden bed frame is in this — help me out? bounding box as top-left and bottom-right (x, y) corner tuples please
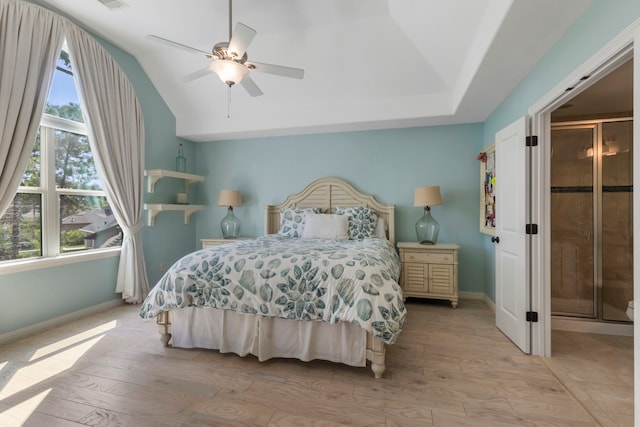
(264, 177), (395, 246)
(157, 177), (396, 378)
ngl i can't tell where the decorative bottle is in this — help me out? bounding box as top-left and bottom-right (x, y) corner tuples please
(176, 143), (186, 172)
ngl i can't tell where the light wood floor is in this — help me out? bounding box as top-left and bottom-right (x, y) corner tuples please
(0, 299), (633, 426)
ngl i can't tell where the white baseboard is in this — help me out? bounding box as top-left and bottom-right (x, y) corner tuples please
(552, 316), (633, 337)
(459, 291), (484, 300)
(0, 299), (124, 346)
(483, 294), (496, 313)
(459, 291), (496, 312)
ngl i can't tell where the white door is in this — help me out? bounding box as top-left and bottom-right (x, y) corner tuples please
(495, 116), (530, 353)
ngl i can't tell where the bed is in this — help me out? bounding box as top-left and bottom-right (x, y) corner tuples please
(139, 177), (405, 378)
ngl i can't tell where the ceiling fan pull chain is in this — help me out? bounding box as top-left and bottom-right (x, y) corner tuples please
(227, 86), (231, 119)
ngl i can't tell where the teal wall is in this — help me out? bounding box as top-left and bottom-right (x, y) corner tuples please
(0, 257), (120, 334)
(482, 0), (640, 301)
(193, 124), (487, 295)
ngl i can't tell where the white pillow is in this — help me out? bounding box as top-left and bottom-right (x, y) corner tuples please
(301, 214), (349, 240)
(374, 217), (388, 239)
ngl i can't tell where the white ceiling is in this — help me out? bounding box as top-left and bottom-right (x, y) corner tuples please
(35, 0), (593, 142)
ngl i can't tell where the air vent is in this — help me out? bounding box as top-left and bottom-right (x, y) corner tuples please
(97, 0), (129, 10)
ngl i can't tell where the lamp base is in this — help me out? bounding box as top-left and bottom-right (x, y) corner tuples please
(220, 207), (240, 239)
(415, 207), (439, 245)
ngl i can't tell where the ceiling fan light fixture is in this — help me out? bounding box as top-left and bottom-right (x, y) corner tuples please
(210, 60), (249, 86)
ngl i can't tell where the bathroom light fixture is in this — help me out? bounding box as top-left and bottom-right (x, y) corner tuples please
(218, 190), (242, 239)
(414, 186), (443, 245)
(580, 140), (618, 159)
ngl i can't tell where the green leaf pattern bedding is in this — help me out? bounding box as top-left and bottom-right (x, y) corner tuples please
(139, 235), (406, 344)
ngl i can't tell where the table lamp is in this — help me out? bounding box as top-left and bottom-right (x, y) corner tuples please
(414, 186), (443, 244)
(218, 189), (242, 239)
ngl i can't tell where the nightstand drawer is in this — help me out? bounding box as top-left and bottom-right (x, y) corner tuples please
(402, 250), (453, 264)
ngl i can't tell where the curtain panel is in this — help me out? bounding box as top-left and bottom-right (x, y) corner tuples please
(65, 24), (149, 303)
(0, 0), (63, 217)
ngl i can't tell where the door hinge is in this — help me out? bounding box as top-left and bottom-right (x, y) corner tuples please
(526, 311), (538, 322)
(526, 135), (538, 147)
(525, 224), (538, 235)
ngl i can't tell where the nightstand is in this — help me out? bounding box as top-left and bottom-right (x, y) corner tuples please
(397, 242), (459, 308)
(200, 238), (248, 249)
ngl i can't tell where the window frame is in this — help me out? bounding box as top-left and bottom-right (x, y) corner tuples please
(0, 247), (120, 275)
(0, 114), (121, 271)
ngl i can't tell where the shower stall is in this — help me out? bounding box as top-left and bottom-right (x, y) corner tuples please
(551, 118), (633, 323)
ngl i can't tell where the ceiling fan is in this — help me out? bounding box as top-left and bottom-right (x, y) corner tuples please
(146, 0), (304, 97)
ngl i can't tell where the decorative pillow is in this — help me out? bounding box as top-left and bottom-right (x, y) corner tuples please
(335, 207), (378, 240)
(278, 207), (324, 238)
(302, 214), (349, 240)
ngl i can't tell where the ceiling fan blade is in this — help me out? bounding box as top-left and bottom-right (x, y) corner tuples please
(146, 34), (211, 57)
(183, 66), (213, 82)
(240, 75), (263, 97)
(248, 61), (304, 79)
(228, 22), (256, 59)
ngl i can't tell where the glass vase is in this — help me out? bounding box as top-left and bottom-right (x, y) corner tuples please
(220, 207), (240, 239)
(415, 207), (439, 244)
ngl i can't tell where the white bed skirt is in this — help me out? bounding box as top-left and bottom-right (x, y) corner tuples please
(169, 307), (367, 367)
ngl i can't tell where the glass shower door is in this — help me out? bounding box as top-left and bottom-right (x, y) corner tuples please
(601, 120), (633, 321)
(551, 119), (633, 322)
(550, 125), (596, 317)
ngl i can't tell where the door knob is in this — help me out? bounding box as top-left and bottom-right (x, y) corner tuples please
(491, 236), (500, 244)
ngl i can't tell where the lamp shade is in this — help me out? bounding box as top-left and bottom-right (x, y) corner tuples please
(218, 190), (242, 207)
(414, 186), (443, 207)
(209, 60), (249, 86)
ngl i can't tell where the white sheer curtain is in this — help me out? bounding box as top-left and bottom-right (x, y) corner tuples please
(64, 24), (149, 303)
(0, 0), (63, 216)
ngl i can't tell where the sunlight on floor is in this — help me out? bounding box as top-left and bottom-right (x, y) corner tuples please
(0, 319), (117, 423)
(30, 320), (117, 361)
(0, 389), (51, 425)
(1, 335), (104, 400)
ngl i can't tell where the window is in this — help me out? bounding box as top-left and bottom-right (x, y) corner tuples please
(0, 45), (119, 261)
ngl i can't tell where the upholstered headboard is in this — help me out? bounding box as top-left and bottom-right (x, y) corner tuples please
(264, 177), (396, 245)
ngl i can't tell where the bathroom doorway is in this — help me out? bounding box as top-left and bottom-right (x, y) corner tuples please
(550, 59), (633, 332)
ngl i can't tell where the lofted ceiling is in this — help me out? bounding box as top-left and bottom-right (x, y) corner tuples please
(35, 0), (593, 142)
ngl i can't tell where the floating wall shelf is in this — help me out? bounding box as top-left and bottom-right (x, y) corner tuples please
(145, 169), (204, 193)
(144, 203), (205, 226)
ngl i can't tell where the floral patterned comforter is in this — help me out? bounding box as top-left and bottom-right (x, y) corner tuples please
(139, 235), (406, 344)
